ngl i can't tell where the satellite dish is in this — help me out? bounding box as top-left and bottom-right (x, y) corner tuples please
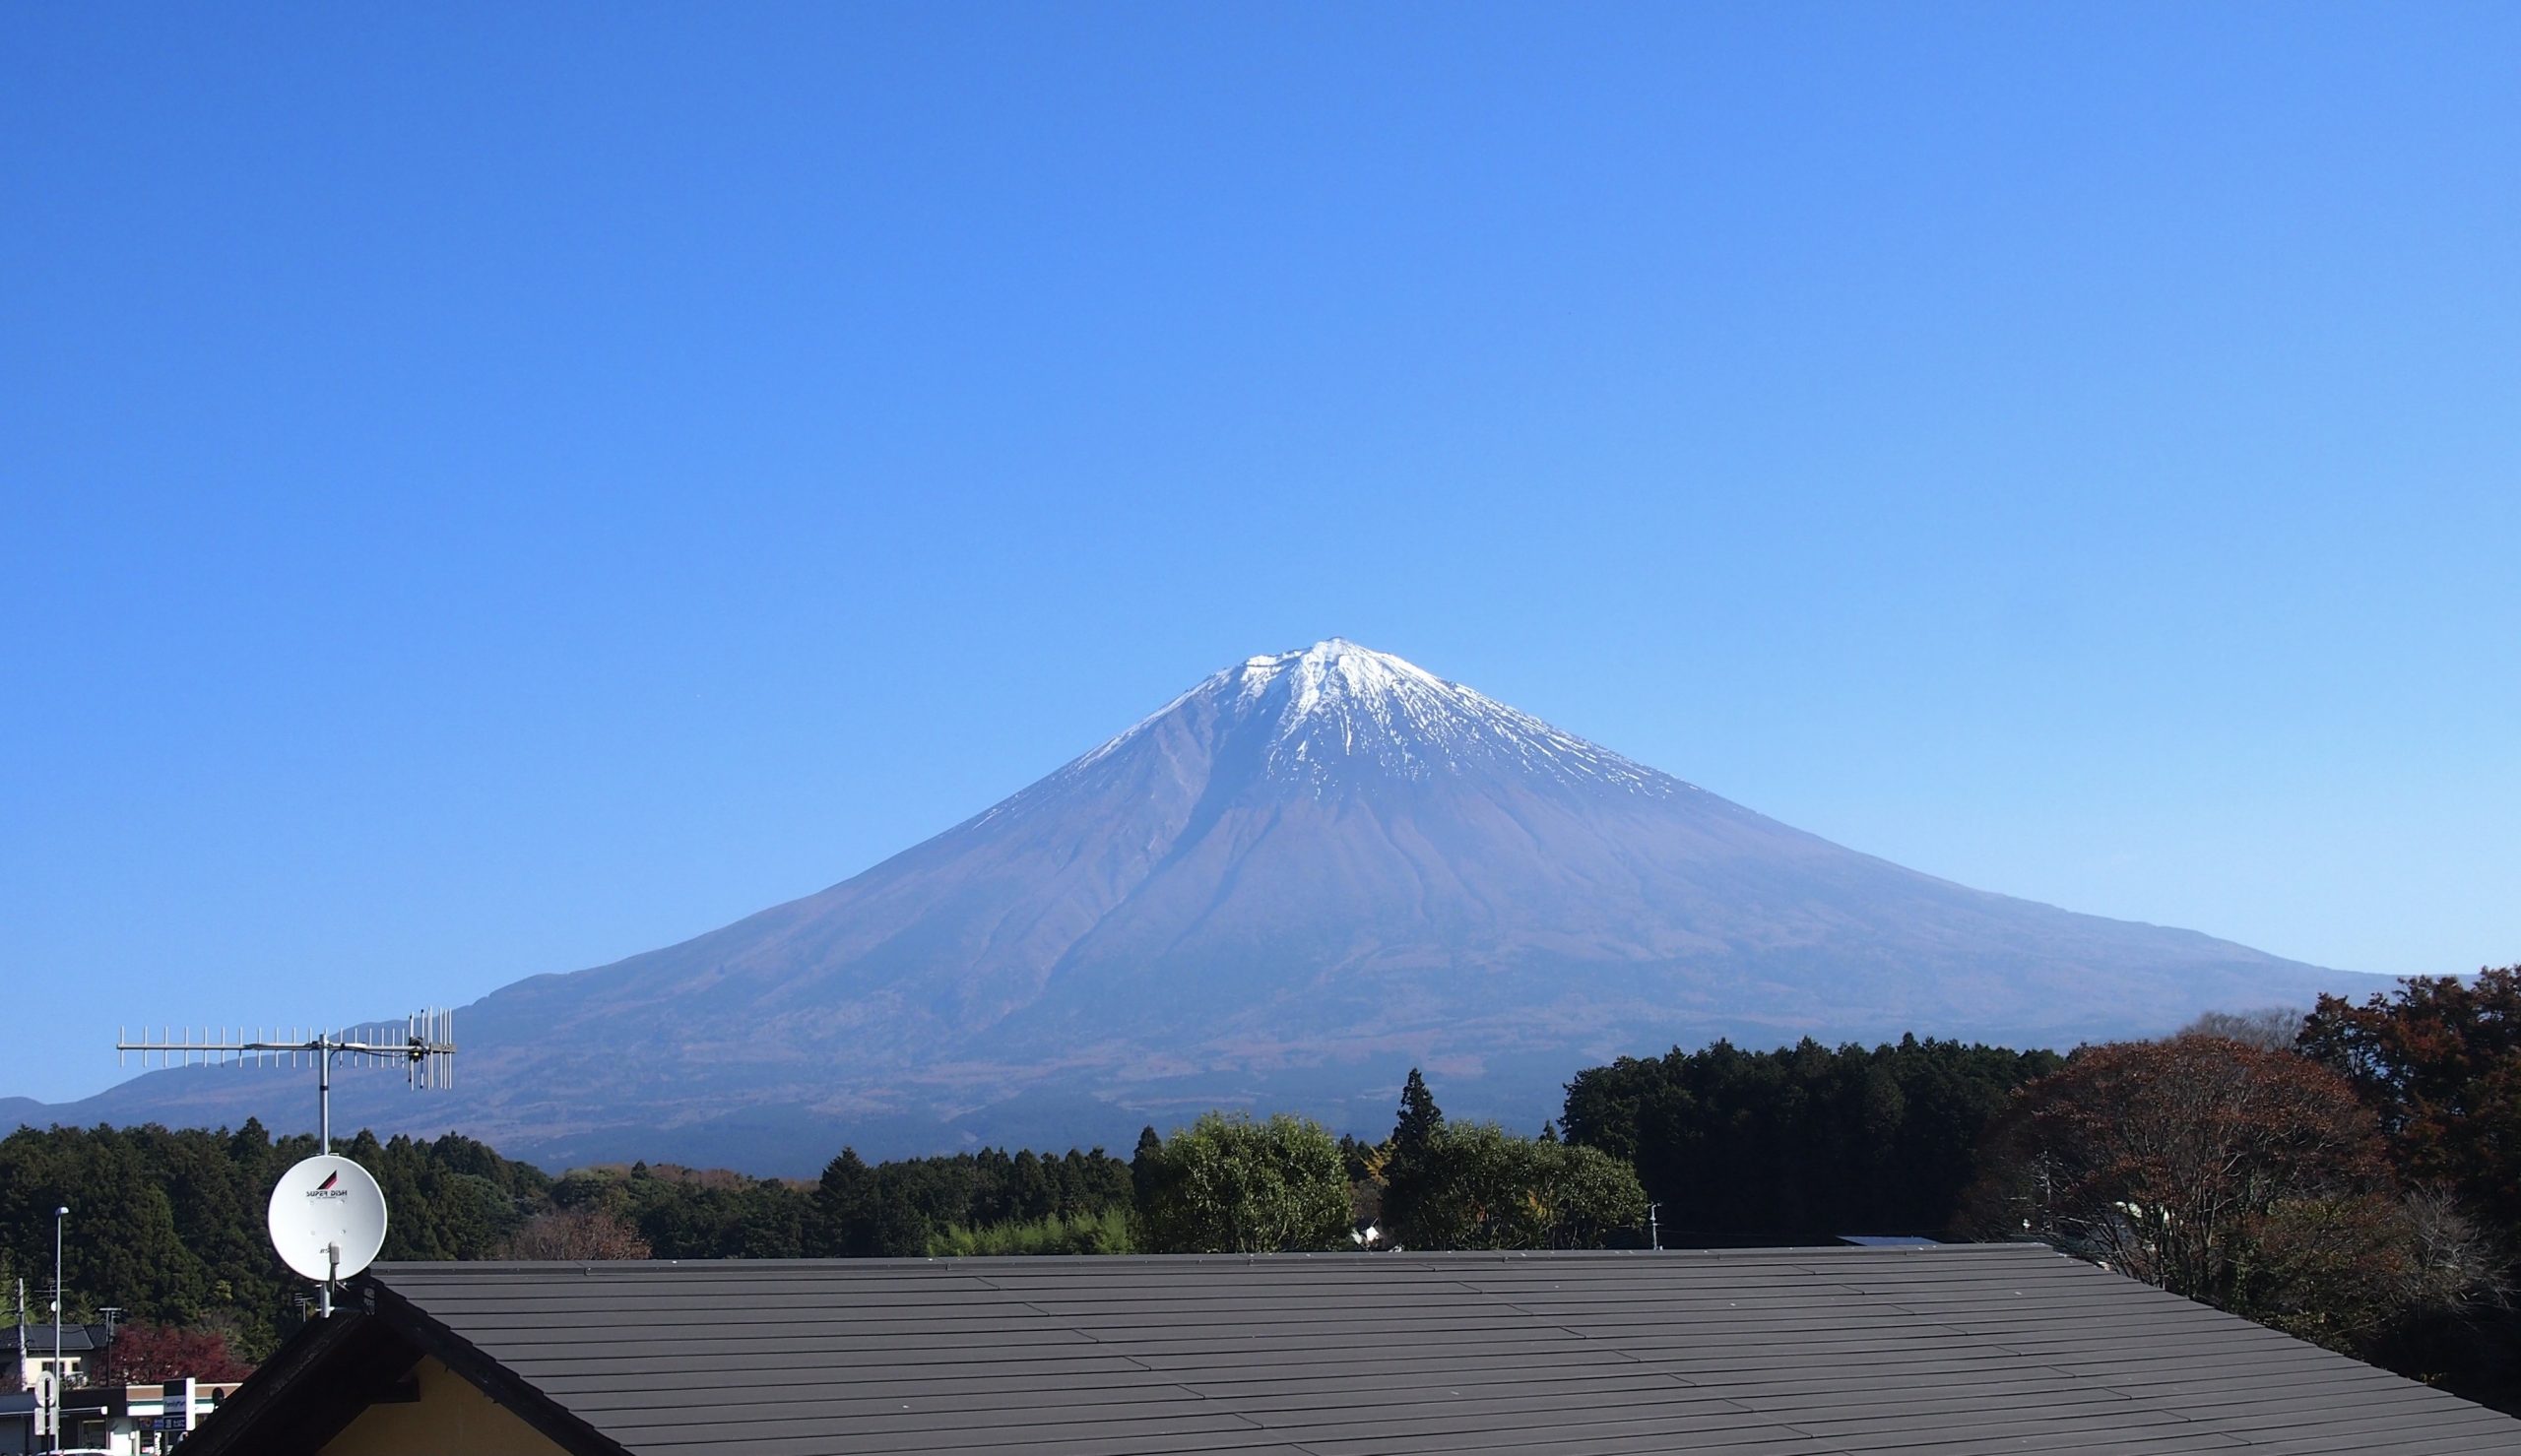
(267, 1154), (389, 1282)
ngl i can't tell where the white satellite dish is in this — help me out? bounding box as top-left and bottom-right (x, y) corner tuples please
(267, 1154), (389, 1283)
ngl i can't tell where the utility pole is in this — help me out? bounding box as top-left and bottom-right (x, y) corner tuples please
(52, 1204), (67, 1455)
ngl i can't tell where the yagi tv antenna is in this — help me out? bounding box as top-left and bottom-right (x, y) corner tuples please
(116, 1008), (456, 1154)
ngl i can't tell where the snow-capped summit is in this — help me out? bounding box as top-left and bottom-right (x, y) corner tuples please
(1077, 638), (1673, 795)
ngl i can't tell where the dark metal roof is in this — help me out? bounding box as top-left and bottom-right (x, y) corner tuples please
(205, 1244), (2521, 1455)
(4, 1322), (112, 1355)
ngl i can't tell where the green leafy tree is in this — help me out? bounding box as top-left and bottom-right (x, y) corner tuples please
(1134, 1113), (1351, 1254)
(803, 1144), (1134, 1258)
(1384, 1122), (1645, 1250)
(929, 1209), (1134, 1256)
(738, 1179), (810, 1259)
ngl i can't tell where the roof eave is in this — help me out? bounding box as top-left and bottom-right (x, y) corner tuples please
(169, 1304), (405, 1456)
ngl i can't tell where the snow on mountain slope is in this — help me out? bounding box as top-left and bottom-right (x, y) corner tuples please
(1053, 639), (1672, 796)
(41, 639), (2376, 1171)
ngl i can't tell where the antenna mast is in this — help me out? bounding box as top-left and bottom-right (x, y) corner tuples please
(115, 1010), (456, 1154)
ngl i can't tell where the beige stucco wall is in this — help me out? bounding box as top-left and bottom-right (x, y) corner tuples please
(318, 1354), (569, 1456)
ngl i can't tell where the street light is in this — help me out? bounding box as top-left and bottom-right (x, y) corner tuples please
(51, 1204), (67, 1456)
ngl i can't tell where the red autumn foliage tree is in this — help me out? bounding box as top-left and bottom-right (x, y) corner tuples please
(2301, 966), (2521, 1236)
(1962, 1035), (2414, 1350)
(92, 1322), (255, 1384)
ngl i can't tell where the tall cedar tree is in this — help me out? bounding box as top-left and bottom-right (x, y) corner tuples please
(1392, 1069), (1445, 1158)
(1131, 1126), (1163, 1213)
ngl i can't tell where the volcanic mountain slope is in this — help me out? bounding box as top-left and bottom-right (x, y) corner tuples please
(42, 640), (2364, 1171)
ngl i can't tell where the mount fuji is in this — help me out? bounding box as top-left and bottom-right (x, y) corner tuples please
(34, 640), (2365, 1171)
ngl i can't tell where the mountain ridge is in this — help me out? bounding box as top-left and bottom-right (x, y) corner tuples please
(16, 639), (2374, 1171)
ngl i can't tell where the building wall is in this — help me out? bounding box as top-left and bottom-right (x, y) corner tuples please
(18, 1353), (85, 1387)
(317, 1356), (567, 1456)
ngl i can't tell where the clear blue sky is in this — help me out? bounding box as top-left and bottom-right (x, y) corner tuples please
(4, 4), (2514, 1101)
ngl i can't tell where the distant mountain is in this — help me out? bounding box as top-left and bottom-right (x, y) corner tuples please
(23, 640), (2372, 1172)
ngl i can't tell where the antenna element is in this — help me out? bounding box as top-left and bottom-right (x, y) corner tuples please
(116, 1009), (456, 1153)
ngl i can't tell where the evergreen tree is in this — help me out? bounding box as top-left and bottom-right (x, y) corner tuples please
(1130, 1125), (1163, 1214)
(815, 1148), (873, 1255)
(1392, 1068), (1444, 1158)
(1560, 1036), (2063, 1239)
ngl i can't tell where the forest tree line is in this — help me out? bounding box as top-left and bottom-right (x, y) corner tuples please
(0, 1035), (2061, 1376)
(6, 967), (2519, 1411)
(0, 1126), (1146, 1367)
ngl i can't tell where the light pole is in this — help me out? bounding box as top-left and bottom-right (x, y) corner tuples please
(51, 1204), (68, 1455)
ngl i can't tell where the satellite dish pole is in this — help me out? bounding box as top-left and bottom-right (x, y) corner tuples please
(116, 1009), (455, 1155)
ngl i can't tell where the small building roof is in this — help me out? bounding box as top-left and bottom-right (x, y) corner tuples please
(3, 1322), (112, 1356)
(189, 1243), (2520, 1455)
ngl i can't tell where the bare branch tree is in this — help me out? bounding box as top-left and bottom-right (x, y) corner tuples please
(497, 1206), (652, 1261)
(2176, 1007), (2308, 1051)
